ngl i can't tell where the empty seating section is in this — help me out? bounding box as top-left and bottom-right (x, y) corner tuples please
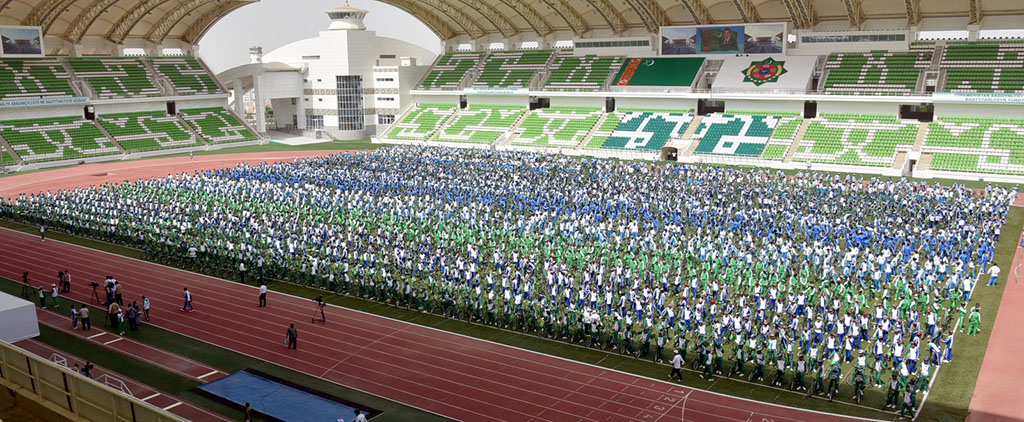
(0, 116), (119, 162)
(544, 54), (625, 91)
(793, 113), (917, 167)
(98, 111), (198, 152)
(761, 116), (804, 160)
(941, 41), (1024, 93)
(149, 57), (221, 95)
(67, 57), (161, 99)
(692, 112), (797, 157)
(387, 103), (456, 140)
(437, 105), (525, 144)
(180, 108), (258, 144)
(473, 50), (553, 88)
(0, 58), (75, 100)
(513, 106), (602, 147)
(590, 108), (692, 150)
(822, 51), (930, 95)
(420, 52), (483, 90)
(924, 116), (1024, 175)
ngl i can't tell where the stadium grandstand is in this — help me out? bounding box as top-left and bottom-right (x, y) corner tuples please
(0, 1), (1023, 422)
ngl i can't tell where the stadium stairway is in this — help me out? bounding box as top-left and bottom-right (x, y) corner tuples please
(576, 113), (609, 149)
(496, 109), (532, 146)
(177, 113), (210, 145)
(781, 119), (813, 162)
(137, 58), (172, 96)
(679, 115), (703, 156)
(0, 135), (23, 165)
(92, 122), (129, 153)
(426, 109), (462, 142)
(913, 121), (929, 149)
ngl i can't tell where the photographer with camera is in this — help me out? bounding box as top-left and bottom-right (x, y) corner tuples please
(312, 295), (326, 323)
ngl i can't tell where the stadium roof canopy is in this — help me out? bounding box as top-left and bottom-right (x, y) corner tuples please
(1, 0), (1022, 48)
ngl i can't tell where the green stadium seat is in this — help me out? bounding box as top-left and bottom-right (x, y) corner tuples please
(420, 52), (484, 90)
(0, 116), (119, 163)
(923, 115), (1024, 175)
(792, 113), (918, 167)
(436, 105), (526, 144)
(588, 108), (692, 150)
(0, 58), (76, 101)
(148, 57), (221, 95)
(98, 111), (199, 153)
(544, 53), (625, 92)
(513, 106), (602, 147)
(941, 41), (1024, 94)
(66, 57), (162, 100)
(180, 108), (258, 144)
(387, 103), (457, 140)
(822, 51), (931, 95)
(692, 112), (801, 157)
(472, 50), (553, 89)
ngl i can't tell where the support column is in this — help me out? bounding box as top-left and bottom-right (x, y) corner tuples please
(253, 72), (266, 133)
(296, 98), (307, 130)
(232, 79), (245, 117)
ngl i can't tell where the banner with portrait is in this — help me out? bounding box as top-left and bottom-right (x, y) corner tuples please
(661, 23), (786, 56)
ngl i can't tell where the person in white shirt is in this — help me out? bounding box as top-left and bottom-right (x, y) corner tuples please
(142, 296), (151, 321)
(986, 264), (1000, 286)
(258, 283), (268, 307)
(668, 349), (684, 381)
(239, 261), (248, 284)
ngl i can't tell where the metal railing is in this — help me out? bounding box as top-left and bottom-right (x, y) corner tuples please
(0, 341), (184, 422)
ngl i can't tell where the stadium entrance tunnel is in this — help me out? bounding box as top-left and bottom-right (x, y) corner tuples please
(661, 147), (678, 161)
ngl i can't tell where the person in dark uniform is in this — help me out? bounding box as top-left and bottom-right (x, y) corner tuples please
(286, 324), (298, 349)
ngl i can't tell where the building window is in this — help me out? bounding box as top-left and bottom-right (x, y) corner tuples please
(379, 54), (396, 59)
(302, 55), (321, 60)
(378, 114), (395, 125)
(378, 97), (395, 102)
(336, 75), (364, 131)
(306, 115), (324, 129)
(375, 77), (394, 82)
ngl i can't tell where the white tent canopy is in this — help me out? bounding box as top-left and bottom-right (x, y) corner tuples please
(0, 291), (40, 343)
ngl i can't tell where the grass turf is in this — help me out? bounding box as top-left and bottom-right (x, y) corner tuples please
(0, 277), (450, 422)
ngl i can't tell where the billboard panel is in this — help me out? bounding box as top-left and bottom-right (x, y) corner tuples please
(0, 26), (44, 56)
(661, 23), (785, 56)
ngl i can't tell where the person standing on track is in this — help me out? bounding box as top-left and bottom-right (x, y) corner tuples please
(107, 301), (121, 329)
(37, 285), (46, 308)
(668, 349), (684, 381)
(79, 306), (91, 330)
(239, 261), (248, 284)
(142, 296), (151, 321)
(39, 224), (45, 241)
(258, 282), (267, 307)
(70, 305), (79, 329)
(286, 324), (298, 349)
(113, 280), (124, 306)
(182, 287), (194, 312)
(61, 269), (71, 293)
(51, 283), (60, 308)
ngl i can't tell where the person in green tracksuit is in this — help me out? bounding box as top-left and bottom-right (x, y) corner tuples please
(900, 378), (918, 418)
(826, 364), (841, 401)
(885, 373), (901, 408)
(967, 304), (982, 335)
(701, 346), (715, 381)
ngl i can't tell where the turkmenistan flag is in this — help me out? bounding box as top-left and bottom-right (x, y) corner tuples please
(613, 57), (705, 87)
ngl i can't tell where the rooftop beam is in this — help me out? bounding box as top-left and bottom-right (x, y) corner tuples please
(904, 0), (921, 26)
(417, 0), (488, 39)
(730, 0), (761, 23)
(677, 0), (713, 25)
(540, 0), (591, 36)
(181, 0), (255, 44)
(377, 0), (459, 40)
(453, 0), (519, 38)
(146, 0), (213, 43)
(585, 0), (630, 34)
(107, 0), (170, 44)
(625, 0), (670, 33)
(794, 0), (818, 28)
(64, 0), (118, 43)
(840, 0), (864, 28)
(497, 0), (554, 36)
(968, 0), (983, 24)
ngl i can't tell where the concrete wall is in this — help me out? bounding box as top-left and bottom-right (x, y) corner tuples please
(725, 99), (805, 114)
(816, 101), (901, 115)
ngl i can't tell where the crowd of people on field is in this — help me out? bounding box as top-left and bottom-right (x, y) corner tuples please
(2, 146), (1015, 413)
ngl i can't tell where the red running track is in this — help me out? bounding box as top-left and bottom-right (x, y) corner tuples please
(0, 228), (879, 422)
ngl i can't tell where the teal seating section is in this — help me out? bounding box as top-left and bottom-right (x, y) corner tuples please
(822, 51), (931, 95)
(588, 109), (692, 150)
(941, 41), (1024, 93)
(0, 116), (119, 163)
(513, 106), (602, 147)
(66, 57), (161, 99)
(437, 105), (526, 144)
(149, 57), (221, 95)
(544, 53), (625, 91)
(0, 58), (75, 100)
(180, 108), (258, 144)
(98, 111), (198, 153)
(761, 116), (805, 160)
(692, 112), (795, 157)
(387, 103), (457, 140)
(924, 116), (1024, 175)
(793, 113), (918, 167)
(420, 52), (484, 90)
(472, 50), (553, 88)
